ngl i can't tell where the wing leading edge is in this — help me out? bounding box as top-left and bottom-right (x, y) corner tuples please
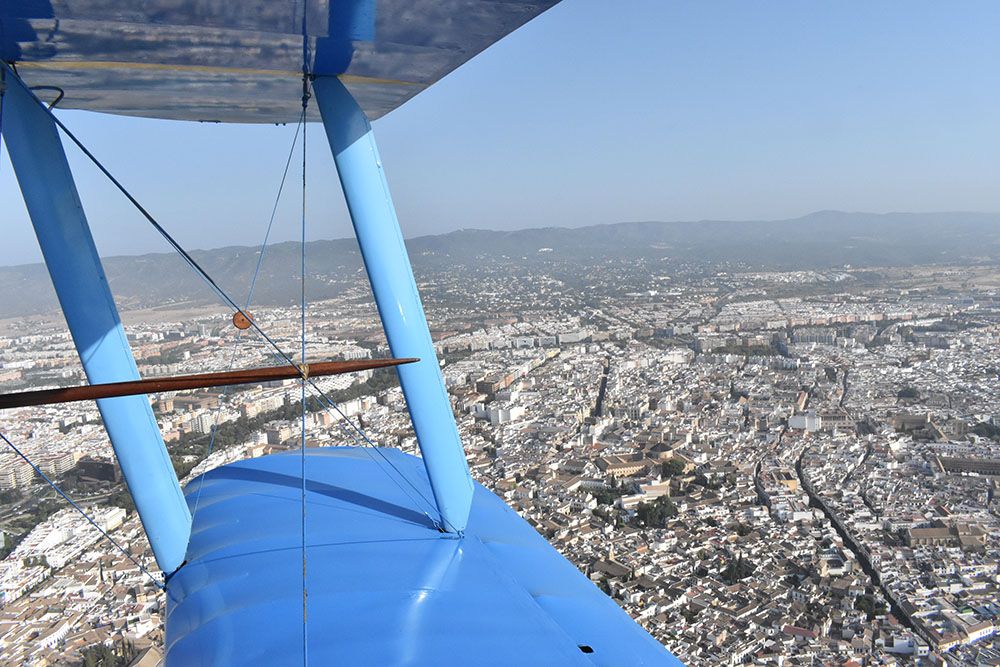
(1, 0), (562, 122)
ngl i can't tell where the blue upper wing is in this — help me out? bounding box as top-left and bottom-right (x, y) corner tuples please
(1, 0), (561, 122)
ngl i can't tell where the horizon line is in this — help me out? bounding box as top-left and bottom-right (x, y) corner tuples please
(2, 209), (1000, 269)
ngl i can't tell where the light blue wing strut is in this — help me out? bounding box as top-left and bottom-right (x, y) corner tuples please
(314, 76), (474, 533)
(2, 71), (190, 573)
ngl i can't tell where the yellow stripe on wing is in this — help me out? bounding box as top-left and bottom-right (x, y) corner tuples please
(16, 60), (420, 86)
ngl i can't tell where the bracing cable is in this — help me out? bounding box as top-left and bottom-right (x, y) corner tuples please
(299, 69), (311, 667)
(189, 112), (306, 523)
(255, 343), (443, 529)
(0, 431), (165, 590)
(0, 63), (444, 531)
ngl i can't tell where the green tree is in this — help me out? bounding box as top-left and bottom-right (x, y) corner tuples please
(971, 421), (1000, 439)
(661, 459), (686, 477)
(632, 496), (677, 528)
(591, 479), (627, 506)
(721, 554), (755, 584)
(855, 595), (887, 620)
(80, 638), (137, 667)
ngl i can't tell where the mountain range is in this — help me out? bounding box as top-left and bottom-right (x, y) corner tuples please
(2, 211), (999, 318)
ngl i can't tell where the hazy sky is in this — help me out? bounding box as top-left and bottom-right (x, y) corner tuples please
(4, 0), (1000, 265)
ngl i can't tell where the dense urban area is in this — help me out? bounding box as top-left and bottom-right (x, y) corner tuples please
(2, 249), (1000, 666)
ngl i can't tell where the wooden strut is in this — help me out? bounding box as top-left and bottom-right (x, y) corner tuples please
(0, 358), (418, 410)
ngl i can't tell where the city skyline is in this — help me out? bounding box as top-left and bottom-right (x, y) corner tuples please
(3, 250), (1000, 663)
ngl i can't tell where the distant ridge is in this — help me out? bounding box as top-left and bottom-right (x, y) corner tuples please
(2, 211), (1000, 318)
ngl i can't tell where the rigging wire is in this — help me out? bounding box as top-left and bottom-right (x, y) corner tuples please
(0, 63), (443, 531)
(189, 112), (306, 522)
(0, 65), (165, 593)
(299, 71), (311, 667)
(300, 9), (313, 660)
(255, 343), (442, 529)
(0, 431), (165, 590)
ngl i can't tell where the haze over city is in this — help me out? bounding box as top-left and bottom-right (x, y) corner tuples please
(5, 1), (1000, 666)
(5, 0), (1000, 264)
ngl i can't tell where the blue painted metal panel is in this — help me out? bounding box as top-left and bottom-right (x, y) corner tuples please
(167, 448), (683, 666)
(2, 71), (191, 574)
(314, 75), (474, 533)
(0, 1), (562, 122)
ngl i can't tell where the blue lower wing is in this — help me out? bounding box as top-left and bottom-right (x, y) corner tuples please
(166, 448), (682, 666)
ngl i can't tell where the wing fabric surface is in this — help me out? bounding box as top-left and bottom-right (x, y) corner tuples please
(168, 448), (682, 666)
(1, 0), (560, 122)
